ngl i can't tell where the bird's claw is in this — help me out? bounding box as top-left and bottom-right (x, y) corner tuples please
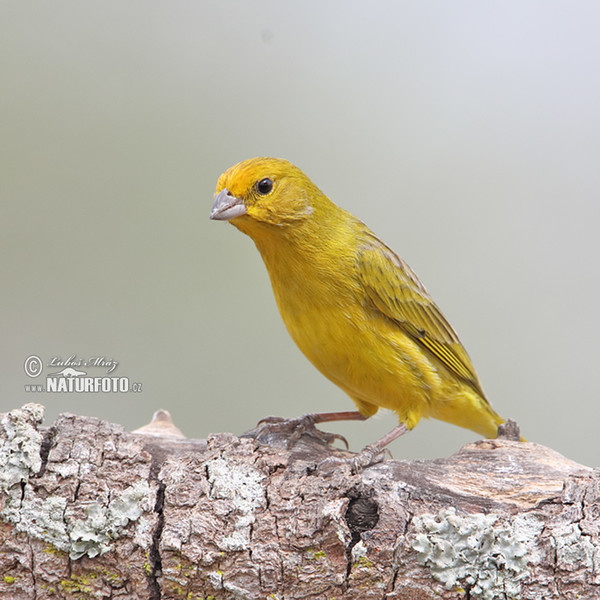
(254, 414), (349, 449)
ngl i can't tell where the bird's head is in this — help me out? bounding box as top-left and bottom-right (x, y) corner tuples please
(210, 157), (325, 237)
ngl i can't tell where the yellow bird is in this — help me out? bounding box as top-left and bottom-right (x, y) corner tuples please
(210, 157), (513, 453)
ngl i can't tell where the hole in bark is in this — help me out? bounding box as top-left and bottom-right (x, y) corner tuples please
(345, 492), (379, 535)
(344, 489), (379, 579)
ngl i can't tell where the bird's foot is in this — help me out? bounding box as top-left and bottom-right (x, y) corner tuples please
(349, 422), (407, 471)
(312, 444), (392, 475)
(253, 414), (349, 449)
(351, 444), (393, 472)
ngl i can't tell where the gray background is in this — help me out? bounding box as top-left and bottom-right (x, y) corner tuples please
(2, 2), (599, 466)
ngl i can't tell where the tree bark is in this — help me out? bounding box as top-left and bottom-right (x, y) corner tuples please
(0, 403), (598, 600)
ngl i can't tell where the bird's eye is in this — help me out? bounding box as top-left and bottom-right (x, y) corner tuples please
(256, 178), (273, 195)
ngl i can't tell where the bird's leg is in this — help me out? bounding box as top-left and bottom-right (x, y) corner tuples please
(353, 423), (409, 469)
(255, 411), (366, 449)
(309, 411), (367, 424)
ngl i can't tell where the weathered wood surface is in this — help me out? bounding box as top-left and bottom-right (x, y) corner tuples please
(0, 403), (598, 600)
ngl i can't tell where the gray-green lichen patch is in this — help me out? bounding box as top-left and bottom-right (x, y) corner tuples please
(412, 507), (544, 600)
(554, 522), (600, 572)
(0, 403), (44, 490)
(0, 405), (153, 560)
(2, 494), (69, 549)
(2, 475), (152, 559)
(68, 479), (153, 559)
(205, 455), (266, 551)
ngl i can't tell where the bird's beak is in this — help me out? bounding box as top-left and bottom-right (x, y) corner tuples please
(210, 188), (248, 221)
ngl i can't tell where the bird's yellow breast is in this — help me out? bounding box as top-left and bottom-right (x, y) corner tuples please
(253, 227), (442, 427)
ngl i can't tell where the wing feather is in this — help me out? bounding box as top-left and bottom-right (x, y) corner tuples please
(357, 232), (486, 398)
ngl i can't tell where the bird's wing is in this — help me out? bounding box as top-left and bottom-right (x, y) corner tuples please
(357, 233), (486, 397)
